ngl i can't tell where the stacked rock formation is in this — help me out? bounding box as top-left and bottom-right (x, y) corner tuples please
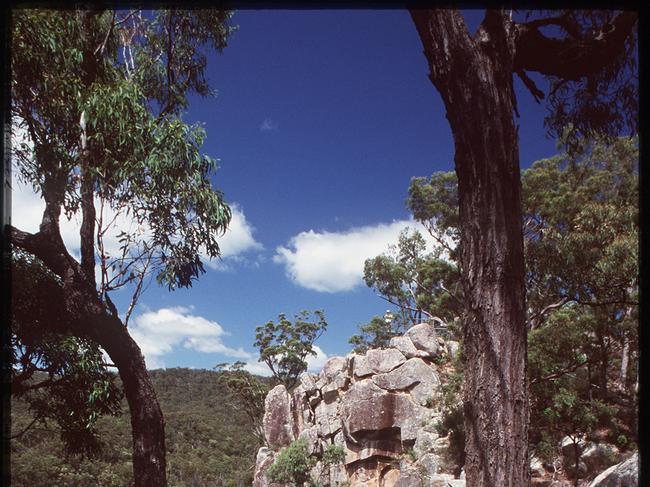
(253, 323), (464, 487)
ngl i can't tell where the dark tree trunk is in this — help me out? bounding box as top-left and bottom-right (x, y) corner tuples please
(410, 10), (529, 486)
(71, 11), (167, 485)
(89, 312), (167, 487)
(11, 219), (167, 487)
(595, 326), (609, 399)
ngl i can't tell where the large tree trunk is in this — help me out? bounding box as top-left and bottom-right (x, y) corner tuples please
(70, 10), (167, 485)
(89, 312), (167, 486)
(410, 10), (529, 486)
(11, 219), (167, 487)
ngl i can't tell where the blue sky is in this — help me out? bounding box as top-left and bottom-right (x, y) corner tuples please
(14, 9), (558, 373)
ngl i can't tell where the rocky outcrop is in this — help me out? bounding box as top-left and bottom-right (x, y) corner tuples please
(252, 324), (638, 487)
(263, 385), (295, 448)
(588, 452), (638, 487)
(253, 323), (461, 487)
(559, 436), (627, 482)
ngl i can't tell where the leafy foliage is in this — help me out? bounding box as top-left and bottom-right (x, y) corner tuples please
(11, 9), (237, 478)
(523, 134), (638, 316)
(349, 315), (399, 353)
(398, 136), (638, 469)
(11, 368), (260, 487)
(254, 310), (327, 389)
(12, 9), (235, 292)
(361, 228), (462, 331)
(266, 439), (315, 486)
(11, 251), (123, 456)
(528, 305), (637, 461)
(434, 349), (466, 477)
(524, 11), (639, 153)
(407, 171), (460, 261)
(321, 444), (346, 467)
(215, 361), (270, 446)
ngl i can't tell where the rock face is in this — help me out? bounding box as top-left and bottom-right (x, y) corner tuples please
(588, 452), (638, 487)
(253, 323), (463, 487)
(263, 385), (295, 448)
(252, 324), (637, 487)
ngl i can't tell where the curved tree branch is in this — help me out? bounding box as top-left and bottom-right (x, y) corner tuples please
(514, 11), (637, 80)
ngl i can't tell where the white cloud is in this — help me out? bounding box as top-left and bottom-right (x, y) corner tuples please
(204, 204), (264, 269)
(259, 118), (278, 132)
(10, 171), (262, 273)
(130, 306), (254, 370)
(306, 345), (329, 372)
(114, 304), (331, 374)
(243, 361), (273, 376)
(11, 118), (263, 272)
(273, 219), (444, 293)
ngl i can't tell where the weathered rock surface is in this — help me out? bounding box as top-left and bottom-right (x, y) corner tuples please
(353, 348), (407, 377)
(530, 456), (546, 478)
(389, 335), (420, 359)
(254, 323), (447, 486)
(581, 442), (622, 474)
(588, 452), (638, 487)
(262, 385), (294, 448)
(252, 447), (277, 487)
(405, 323), (440, 358)
(253, 322), (636, 487)
(372, 357), (440, 406)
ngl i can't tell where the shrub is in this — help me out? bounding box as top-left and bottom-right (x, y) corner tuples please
(322, 444), (346, 467)
(267, 439), (315, 486)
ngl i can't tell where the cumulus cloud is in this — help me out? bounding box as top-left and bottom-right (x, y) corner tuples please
(129, 306), (330, 372)
(130, 306), (252, 369)
(11, 170), (262, 272)
(273, 219), (444, 293)
(204, 204), (264, 269)
(11, 118), (263, 270)
(306, 345), (329, 371)
(259, 118), (278, 132)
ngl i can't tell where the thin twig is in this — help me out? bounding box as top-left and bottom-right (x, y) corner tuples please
(94, 10), (116, 56)
(8, 415), (43, 440)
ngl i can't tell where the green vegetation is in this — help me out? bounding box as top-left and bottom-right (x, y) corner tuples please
(215, 361), (270, 445)
(254, 310), (328, 389)
(266, 439), (315, 486)
(357, 136), (639, 476)
(11, 251), (124, 456)
(349, 228), (462, 353)
(266, 439), (346, 487)
(11, 368), (261, 487)
(321, 444), (346, 468)
(11, 9), (236, 484)
(348, 314), (397, 353)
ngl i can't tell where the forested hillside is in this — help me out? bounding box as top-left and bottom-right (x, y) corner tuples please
(11, 368), (261, 486)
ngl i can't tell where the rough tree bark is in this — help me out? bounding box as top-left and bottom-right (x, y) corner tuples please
(9, 11), (167, 485)
(410, 10), (528, 486)
(409, 8), (636, 487)
(10, 211), (167, 487)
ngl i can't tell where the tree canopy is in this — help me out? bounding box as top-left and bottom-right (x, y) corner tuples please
(403, 136), (639, 477)
(10, 9), (236, 485)
(254, 310), (327, 390)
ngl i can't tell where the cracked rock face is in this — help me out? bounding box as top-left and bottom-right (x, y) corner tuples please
(588, 452), (638, 487)
(254, 322), (636, 487)
(254, 323), (451, 487)
(262, 385), (295, 448)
